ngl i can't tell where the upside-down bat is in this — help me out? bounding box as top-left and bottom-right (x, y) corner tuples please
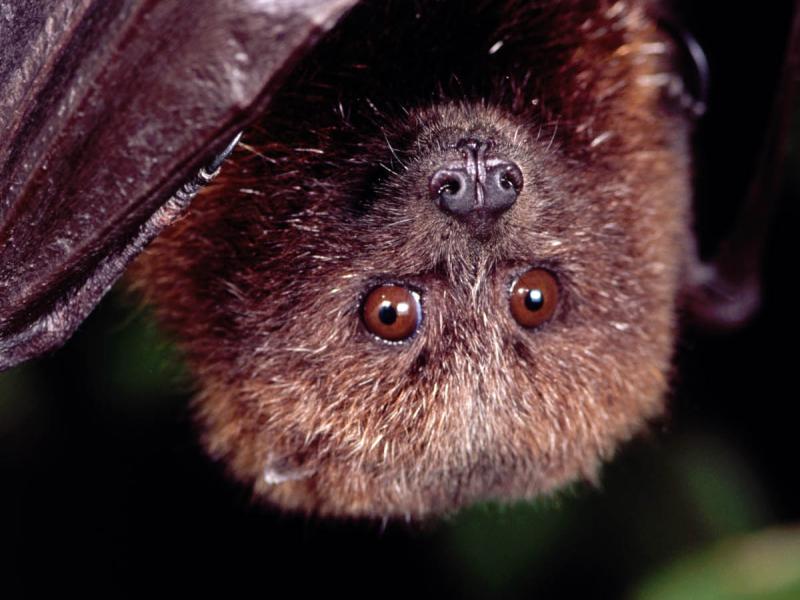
(1, 0), (797, 518)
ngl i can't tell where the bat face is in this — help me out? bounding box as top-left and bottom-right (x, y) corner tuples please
(132, 0), (696, 517)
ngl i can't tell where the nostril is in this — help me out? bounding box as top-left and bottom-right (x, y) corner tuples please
(485, 162), (523, 213)
(496, 163), (523, 193)
(438, 176), (461, 197)
(430, 170), (463, 197)
(429, 169), (472, 215)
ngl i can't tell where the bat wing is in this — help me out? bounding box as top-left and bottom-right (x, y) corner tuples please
(0, 0), (357, 371)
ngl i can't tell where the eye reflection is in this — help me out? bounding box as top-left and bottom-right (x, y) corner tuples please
(525, 289), (544, 311)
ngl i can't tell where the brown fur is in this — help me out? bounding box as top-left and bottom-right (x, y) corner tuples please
(130, 0), (695, 518)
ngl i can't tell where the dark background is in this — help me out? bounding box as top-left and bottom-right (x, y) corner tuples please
(2, 2), (798, 598)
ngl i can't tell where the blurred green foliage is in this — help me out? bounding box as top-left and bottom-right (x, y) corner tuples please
(634, 527), (800, 600)
(82, 301), (190, 413)
(0, 296), (189, 419)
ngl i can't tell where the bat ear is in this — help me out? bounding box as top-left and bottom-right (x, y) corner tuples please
(0, 0), (357, 371)
(682, 2), (800, 331)
(657, 19), (709, 120)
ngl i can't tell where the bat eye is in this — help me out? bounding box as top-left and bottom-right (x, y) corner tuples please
(509, 268), (559, 328)
(362, 285), (422, 342)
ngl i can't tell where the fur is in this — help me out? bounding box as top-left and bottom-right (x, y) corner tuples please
(130, 0), (695, 517)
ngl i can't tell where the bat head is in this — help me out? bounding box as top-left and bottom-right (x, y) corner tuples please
(133, 0), (697, 517)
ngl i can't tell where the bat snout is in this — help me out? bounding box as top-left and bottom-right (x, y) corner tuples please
(428, 137), (522, 233)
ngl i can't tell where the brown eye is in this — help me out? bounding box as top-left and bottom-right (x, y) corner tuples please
(509, 268), (559, 328)
(362, 285), (421, 342)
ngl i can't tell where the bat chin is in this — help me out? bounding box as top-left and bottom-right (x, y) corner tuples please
(253, 452), (575, 519)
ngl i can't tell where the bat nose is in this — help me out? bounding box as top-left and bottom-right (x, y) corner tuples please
(429, 138), (523, 229)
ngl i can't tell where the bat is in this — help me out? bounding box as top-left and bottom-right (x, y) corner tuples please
(1, 0), (797, 519)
